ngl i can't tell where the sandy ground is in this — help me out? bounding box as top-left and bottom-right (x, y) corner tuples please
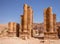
(0, 37), (41, 44)
(0, 37), (60, 44)
(44, 39), (60, 44)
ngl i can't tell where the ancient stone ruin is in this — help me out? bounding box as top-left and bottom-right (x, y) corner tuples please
(44, 7), (58, 39)
(20, 4), (33, 39)
(0, 4), (59, 40)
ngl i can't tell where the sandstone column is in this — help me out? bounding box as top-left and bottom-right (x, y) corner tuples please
(8, 22), (14, 37)
(44, 8), (47, 32)
(20, 4), (28, 39)
(8, 22), (19, 37)
(20, 4), (33, 39)
(20, 15), (24, 32)
(8, 22), (14, 32)
(16, 23), (19, 37)
(27, 6), (33, 37)
(23, 4), (28, 32)
(44, 7), (51, 39)
(44, 7), (58, 39)
(53, 14), (56, 32)
(46, 7), (53, 32)
(48, 7), (53, 32)
(53, 14), (58, 39)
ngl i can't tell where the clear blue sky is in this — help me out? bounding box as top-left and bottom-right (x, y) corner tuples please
(0, 0), (60, 24)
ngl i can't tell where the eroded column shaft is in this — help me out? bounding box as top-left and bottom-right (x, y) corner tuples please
(23, 4), (28, 32)
(44, 8), (47, 32)
(53, 14), (56, 32)
(27, 6), (33, 37)
(20, 15), (24, 32)
(46, 7), (53, 32)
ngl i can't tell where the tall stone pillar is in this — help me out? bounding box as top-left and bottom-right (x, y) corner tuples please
(20, 15), (24, 38)
(44, 7), (58, 39)
(47, 7), (53, 32)
(27, 6), (33, 37)
(23, 4), (28, 32)
(20, 4), (29, 39)
(44, 7), (51, 39)
(44, 7), (53, 33)
(53, 14), (56, 32)
(20, 4), (33, 39)
(44, 8), (47, 32)
(53, 14), (58, 38)
(20, 15), (24, 32)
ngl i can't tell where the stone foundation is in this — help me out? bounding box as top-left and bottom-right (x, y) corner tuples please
(44, 32), (58, 39)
